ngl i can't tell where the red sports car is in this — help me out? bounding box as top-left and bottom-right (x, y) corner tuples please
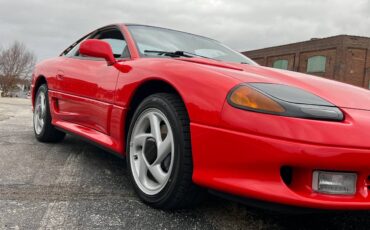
(32, 23), (370, 210)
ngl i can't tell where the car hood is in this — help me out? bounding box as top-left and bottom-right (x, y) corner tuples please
(177, 58), (370, 111)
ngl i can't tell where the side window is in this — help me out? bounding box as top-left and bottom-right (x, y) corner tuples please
(93, 29), (130, 58)
(272, 59), (289, 70)
(307, 56), (326, 73)
(62, 35), (90, 57)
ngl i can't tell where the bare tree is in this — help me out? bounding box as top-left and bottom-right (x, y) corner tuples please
(0, 41), (36, 96)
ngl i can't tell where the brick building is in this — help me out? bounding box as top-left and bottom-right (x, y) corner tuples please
(242, 35), (370, 89)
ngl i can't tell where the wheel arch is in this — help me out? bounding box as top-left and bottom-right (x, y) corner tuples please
(124, 79), (189, 142)
(32, 75), (47, 105)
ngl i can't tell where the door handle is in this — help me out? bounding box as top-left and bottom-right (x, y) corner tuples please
(56, 73), (64, 80)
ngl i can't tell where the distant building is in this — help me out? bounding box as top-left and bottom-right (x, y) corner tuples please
(10, 82), (30, 98)
(242, 35), (370, 89)
(0, 79), (31, 98)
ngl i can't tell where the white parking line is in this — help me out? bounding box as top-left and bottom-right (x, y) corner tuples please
(38, 150), (84, 229)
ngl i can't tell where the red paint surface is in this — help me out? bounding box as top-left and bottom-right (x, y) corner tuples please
(31, 23), (370, 209)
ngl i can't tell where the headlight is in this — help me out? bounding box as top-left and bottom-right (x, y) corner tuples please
(227, 83), (344, 121)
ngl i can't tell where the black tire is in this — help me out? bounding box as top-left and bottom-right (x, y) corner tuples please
(126, 93), (204, 209)
(33, 84), (65, 142)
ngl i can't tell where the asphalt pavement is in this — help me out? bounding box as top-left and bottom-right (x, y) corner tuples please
(0, 97), (369, 230)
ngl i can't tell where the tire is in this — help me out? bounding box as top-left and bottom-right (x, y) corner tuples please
(33, 84), (65, 142)
(126, 93), (204, 209)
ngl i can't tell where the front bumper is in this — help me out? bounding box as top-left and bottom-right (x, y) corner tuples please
(191, 105), (370, 210)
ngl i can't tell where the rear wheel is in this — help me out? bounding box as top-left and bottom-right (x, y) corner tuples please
(33, 84), (65, 142)
(126, 93), (204, 209)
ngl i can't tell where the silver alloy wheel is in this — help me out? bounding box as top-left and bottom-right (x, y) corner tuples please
(34, 91), (46, 135)
(129, 108), (175, 195)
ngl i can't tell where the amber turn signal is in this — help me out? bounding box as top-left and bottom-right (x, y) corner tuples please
(229, 85), (285, 113)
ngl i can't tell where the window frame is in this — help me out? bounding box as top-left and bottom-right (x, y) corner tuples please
(60, 33), (92, 57)
(272, 59), (289, 70)
(60, 25), (131, 61)
(307, 55), (326, 73)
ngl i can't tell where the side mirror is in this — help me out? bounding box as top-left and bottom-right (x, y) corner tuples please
(79, 39), (116, 65)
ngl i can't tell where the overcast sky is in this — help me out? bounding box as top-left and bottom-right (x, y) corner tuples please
(0, 0), (369, 61)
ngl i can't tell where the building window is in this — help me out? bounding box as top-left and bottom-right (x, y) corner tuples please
(273, 59), (289, 70)
(307, 56), (326, 73)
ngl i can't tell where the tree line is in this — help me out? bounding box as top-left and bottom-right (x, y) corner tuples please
(0, 41), (36, 96)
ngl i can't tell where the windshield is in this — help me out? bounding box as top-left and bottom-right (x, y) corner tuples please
(127, 25), (256, 65)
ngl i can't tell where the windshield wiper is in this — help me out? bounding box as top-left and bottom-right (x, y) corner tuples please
(144, 50), (217, 61)
(144, 50), (193, 57)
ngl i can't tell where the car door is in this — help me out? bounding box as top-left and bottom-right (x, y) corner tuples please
(52, 27), (130, 135)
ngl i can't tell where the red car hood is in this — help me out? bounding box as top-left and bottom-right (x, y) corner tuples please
(178, 58), (370, 111)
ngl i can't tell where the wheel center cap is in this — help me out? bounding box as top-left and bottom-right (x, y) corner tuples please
(144, 137), (157, 165)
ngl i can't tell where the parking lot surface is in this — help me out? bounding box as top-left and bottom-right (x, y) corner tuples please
(1, 97), (370, 229)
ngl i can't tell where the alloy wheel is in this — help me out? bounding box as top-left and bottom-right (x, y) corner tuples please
(34, 91), (46, 135)
(129, 108), (174, 195)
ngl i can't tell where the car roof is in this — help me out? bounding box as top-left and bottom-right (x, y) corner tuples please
(108, 23), (219, 42)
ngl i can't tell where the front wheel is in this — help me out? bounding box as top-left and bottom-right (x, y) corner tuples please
(126, 93), (204, 209)
(33, 84), (65, 142)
